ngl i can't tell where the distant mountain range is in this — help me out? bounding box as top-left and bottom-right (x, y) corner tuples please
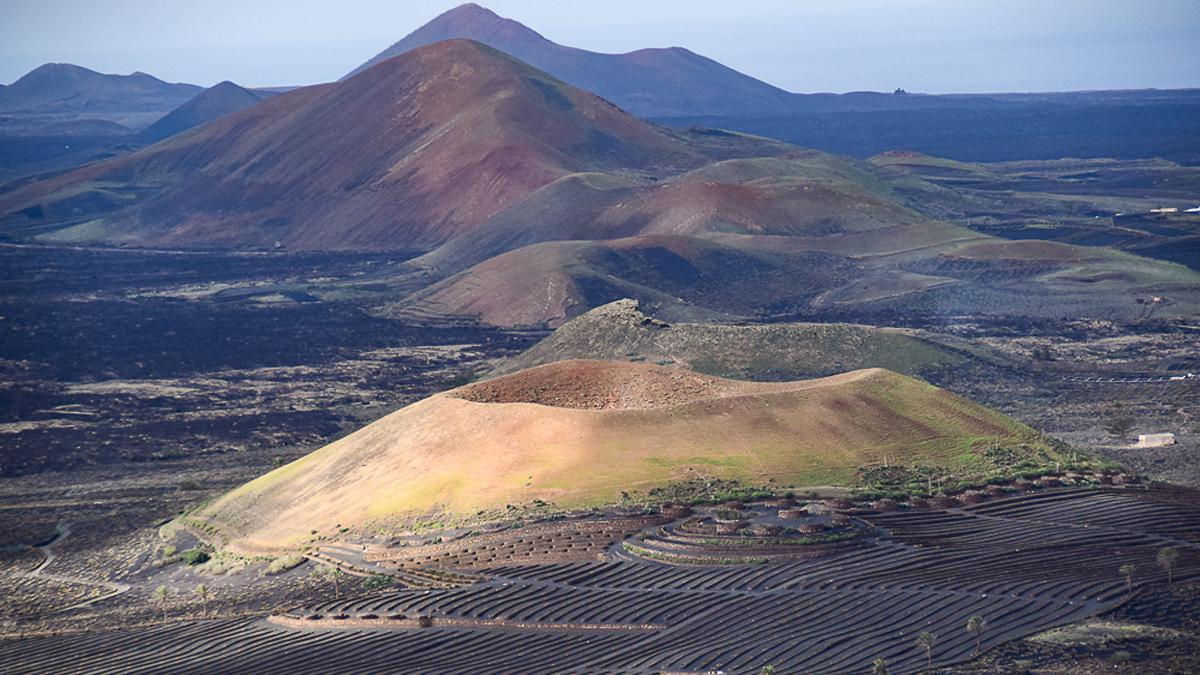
(347, 4), (1200, 162)
(3, 38), (1194, 329)
(0, 63), (200, 116)
(347, 3), (798, 117)
(0, 67), (276, 181)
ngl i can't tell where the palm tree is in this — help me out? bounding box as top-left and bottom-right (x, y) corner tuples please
(1157, 547), (1180, 585)
(153, 584), (170, 624)
(966, 615), (987, 656)
(872, 657), (889, 674)
(758, 666), (776, 675)
(1119, 563), (1136, 595)
(915, 631), (936, 673)
(194, 583), (211, 619)
(325, 565), (344, 599)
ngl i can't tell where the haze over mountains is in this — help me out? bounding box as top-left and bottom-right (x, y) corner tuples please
(0, 63), (199, 119)
(0, 65), (272, 180)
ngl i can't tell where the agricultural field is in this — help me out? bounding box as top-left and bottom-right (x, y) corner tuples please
(0, 485), (1195, 673)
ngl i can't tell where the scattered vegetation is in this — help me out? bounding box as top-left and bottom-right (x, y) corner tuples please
(193, 584), (210, 619)
(966, 615), (987, 655)
(1105, 414), (1136, 441)
(915, 631), (936, 672)
(152, 585), (170, 625)
(854, 439), (1115, 501)
(1120, 563), (1136, 595)
(363, 574), (393, 590)
(263, 555), (306, 575)
(1157, 547), (1180, 585)
(321, 566), (345, 599)
(180, 548), (210, 566)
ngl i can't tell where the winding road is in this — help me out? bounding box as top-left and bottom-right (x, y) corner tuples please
(20, 524), (131, 612)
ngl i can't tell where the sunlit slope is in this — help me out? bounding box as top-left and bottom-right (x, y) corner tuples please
(195, 361), (1037, 553)
(497, 299), (975, 379)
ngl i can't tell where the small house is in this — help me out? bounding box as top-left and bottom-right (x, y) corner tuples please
(1136, 433), (1176, 448)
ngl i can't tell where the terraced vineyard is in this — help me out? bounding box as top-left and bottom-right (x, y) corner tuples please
(2, 486), (1196, 674)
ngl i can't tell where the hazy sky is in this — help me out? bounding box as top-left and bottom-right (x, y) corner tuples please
(2, 0), (1198, 93)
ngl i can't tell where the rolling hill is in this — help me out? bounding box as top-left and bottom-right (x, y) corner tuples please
(346, 3), (799, 117)
(495, 298), (976, 380)
(399, 219), (1200, 327)
(0, 40), (704, 250)
(413, 154), (923, 276)
(192, 360), (1042, 553)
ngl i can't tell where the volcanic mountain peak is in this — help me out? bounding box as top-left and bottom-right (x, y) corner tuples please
(347, 4), (799, 116)
(0, 39), (699, 251)
(348, 4), (549, 79)
(135, 80), (266, 144)
(194, 359), (1035, 552)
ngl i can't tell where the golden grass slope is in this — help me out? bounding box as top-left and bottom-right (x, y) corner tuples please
(194, 360), (1037, 553)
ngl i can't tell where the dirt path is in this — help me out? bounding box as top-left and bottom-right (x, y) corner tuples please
(21, 524), (132, 612)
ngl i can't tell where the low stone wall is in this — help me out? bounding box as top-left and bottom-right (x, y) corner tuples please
(365, 515), (665, 570)
(268, 614), (663, 633)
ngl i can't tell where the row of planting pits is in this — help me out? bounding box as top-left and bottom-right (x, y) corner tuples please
(621, 498), (869, 565)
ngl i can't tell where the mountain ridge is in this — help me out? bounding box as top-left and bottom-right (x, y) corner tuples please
(346, 3), (800, 117)
(135, 80), (268, 144)
(0, 40), (706, 250)
(0, 63), (200, 114)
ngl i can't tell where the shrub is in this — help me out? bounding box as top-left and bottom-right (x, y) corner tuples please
(181, 548), (210, 566)
(264, 555), (306, 575)
(713, 508), (743, 522)
(363, 574), (393, 590)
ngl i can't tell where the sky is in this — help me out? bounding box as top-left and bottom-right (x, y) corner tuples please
(1, 0), (1198, 93)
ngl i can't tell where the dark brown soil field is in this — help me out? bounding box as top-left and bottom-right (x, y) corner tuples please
(1, 486), (1196, 673)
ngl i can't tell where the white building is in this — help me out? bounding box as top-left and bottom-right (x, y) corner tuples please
(1136, 433), (1176, 448)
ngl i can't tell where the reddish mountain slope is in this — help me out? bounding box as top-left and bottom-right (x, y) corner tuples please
(347, 3), (800, 117)
(399, 234), (857, 327)
(0, 40), (699, 250)
(417, 155), (923, 274)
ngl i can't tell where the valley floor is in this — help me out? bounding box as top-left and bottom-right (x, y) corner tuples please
(0, 245), (1197, 672)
